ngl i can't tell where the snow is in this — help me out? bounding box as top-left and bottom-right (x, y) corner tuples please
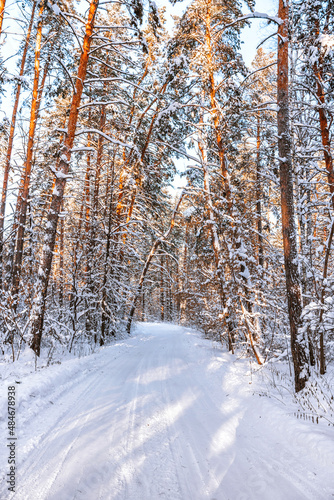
(1, 323), (334, 499)
(47, 2), (61, 16)
(251, 11), (283, 25)
(183, 206), (196, 218)
(319, 34), (334, 57)
(230, 12), (283, 29)
(239, 265), (251, 280)
(75, 128), (134, 150)
(156, 102), (181, 126)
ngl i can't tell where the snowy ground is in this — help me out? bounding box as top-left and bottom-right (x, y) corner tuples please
(1, 323), (334, 500)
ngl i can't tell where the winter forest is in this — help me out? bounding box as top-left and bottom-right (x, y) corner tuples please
(2, 0), (334, 390)
(1, 0), (334, 497)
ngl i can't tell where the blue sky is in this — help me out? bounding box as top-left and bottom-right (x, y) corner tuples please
(240, 0), (277, 66)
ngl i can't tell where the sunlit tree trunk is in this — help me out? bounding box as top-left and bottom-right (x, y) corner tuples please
(11, 2), (48, 303)
(0, 0), (6, 36)
(0, 0), (36, 287)
(277, 0), (309, 392)
(312, 9), (334, 212)
(86, 105), (106, 342)
(58, 208), (65, 312)
(204, 5), (254, 320)
(204, 3), (232, 213)
(29, 0), (99, 355)
(256, 114), (264, 268)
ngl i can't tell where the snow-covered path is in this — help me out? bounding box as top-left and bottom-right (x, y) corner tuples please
(1, 323), (334, 500)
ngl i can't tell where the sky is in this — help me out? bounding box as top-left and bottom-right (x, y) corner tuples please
(240, 0), (278, 65)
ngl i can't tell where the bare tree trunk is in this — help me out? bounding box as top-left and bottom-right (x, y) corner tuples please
(59, 211), (64, 312)
(256, 114), (264, 267)
(29, 0), (99, 356)
(179, 222), (188, 323)
(204, 4), (232, 213)
(115, 78), (170, 244)
(0, 0), (6, 36)
(82, 128), (92, 335)
(312, 12), (334, 210)
(141, 292), (145, 321)
(277, 0), (309, 392)
(87, 105), (106, 343)
(198, 120), (235, 353)
(0, 0), (36, 286)
(166, 257), (172, 321)
(100, 158), (116, 345)
(11, 4), (50, 304)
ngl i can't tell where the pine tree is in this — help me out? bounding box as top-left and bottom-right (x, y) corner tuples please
(277, 0), (309, 392)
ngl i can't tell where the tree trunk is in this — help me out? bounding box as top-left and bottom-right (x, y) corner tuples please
(115, 78), (170, 244)
(0, 0), (6, 36)
(11, 3), (49, 304)
(198, 118), (235, 352)
(58, 210), (64, 312)
(317, 220), (334, 375)
(29, 0), (99, 356)
(0, 0), (36, 287)
(100, 158), (116, 345)
(204, 4), (232, 213)
(277, 0), (309, 392)
(256, 114), (264, 268)
(87, 105), (106, 343)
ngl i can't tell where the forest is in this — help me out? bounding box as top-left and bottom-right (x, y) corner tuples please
(0, 0), (334, 395)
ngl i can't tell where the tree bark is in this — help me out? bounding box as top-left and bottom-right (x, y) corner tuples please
(317, 221), (334, 375)
(87, 105), (106, 343)
(100, 157), (116, 345)
(58, 210), (64, 311)
(312, 12), (334, 210)
(0, 0), (6, 36)
(29, 0), (99, 356)
(0, 0), (36, 287)
(11, 2), (48, 303)
(256, 114), (264, 268)
(198, 117), (235, 352)
(204, 2), (232, 213)
(277, 0), (309, 392)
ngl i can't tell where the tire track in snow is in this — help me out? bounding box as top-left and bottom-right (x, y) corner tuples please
(2, 324), (334, 500)
(120, 354), (147, 500)
(7, 364), (106, 500)
(117, 334), (184, 500)
(161, 333), (228, 500)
